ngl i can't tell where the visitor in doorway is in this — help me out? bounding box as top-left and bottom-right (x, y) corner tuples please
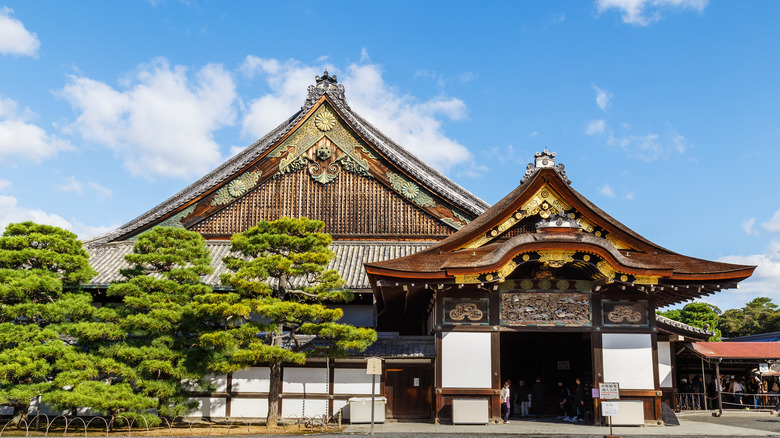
(679, 378), (692, 410)
(556, 380), (572, 421)
(568, 377), (586, 422)
(532, 377), (545, 418)
(516, 379), (529, 418)
(693, 375), (705, 410)
(500, 380), (511, 423)
(730, 377), (745, 406)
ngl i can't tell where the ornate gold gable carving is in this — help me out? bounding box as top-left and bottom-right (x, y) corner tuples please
(271, 105), (376, 184)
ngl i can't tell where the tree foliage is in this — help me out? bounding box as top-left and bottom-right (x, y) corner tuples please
(718, 297), (780, 338)
(93, 227), (215, 421)
(658, 301), (721, 341)
(0, 222), (98, 426)
(217, 217), (376, 424)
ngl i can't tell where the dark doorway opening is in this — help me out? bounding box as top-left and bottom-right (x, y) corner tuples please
(500, 331), (592, 417)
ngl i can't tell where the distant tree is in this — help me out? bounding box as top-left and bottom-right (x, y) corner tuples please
(0, 222), (96, 427)
(718, 297), (780, 338)
(94, 227), (215, 423)
(658, 302), (721, 341)
(217, 217), (376, 425)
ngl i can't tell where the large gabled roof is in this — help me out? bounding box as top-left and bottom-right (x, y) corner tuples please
(84, 72), (488, 249)
(366, 150), (755, 307)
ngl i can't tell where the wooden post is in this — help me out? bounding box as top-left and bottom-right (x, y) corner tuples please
(715, 361), (723, 417)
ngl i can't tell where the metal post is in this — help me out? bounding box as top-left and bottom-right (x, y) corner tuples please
(370, 373), (376, 436)
(715, 360), (723, 417)
(701, 357), (707, 411)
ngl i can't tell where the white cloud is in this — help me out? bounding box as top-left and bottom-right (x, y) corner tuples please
(596, 0), (708, 26)
(0, 97), (74, 162)
(239, 56), (323, 137)
(625, 192), (634, 200)
(0, 194), (72, 233)
(589, 121), (690, 161)
(240, 56), (472, 173)
(712, 206), (780, 309)
(0, 6), (40, 57)
(586, 119), (606, 135)
(593, 85), (612, 111)
(0, 194), (116, 239)
(56, 176), (112, 201)
(742, 217), (757, 236)
(0, 179), (10, 190)
(600, 184), (615, 198)
(59, 58), (236, 180)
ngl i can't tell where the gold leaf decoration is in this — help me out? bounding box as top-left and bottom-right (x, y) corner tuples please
(211, 170), (261, 206)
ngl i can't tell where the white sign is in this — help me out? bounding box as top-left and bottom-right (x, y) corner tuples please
(602, 401), (620, 416)
(760, 363), (770, 373)
(599, 382), (620, 400)
(414, 378), (420, 387)
(366, 357), (382, 375)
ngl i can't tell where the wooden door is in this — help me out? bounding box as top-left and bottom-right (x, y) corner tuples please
(385, 367), (433, 419)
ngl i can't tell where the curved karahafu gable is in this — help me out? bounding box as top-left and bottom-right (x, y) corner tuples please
(84, 72), (488, 248)
(365, 149), (755, 307)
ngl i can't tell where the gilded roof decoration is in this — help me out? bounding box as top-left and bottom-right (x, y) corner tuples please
(387, 172), (437, 208)
(520, 148), (571, 185)
(210, 170), (261, 206)
(273, 105), (375, 185)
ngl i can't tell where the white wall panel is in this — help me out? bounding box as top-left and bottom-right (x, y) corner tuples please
(333, 368), (379, 394)
(658, 341), (673, 388)
(442, 332), (492, 388)
(232, 367), (271, 393)
(230, 398), (268, 418)
(187, 397), (226, 417)
(204, 374), (228, 392)
(602, 333), (655, 390)
(283, 368), (328, 394)
(281, 398), (328, 418)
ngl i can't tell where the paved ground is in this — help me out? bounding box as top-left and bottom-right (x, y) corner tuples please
(338, 411), (780, 437)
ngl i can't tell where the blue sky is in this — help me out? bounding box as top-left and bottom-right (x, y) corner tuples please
(1, 0), (778, 311)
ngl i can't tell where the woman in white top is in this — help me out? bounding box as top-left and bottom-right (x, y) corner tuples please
(500, 380), (511, 423)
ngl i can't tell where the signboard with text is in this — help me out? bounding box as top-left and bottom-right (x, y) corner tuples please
(366, 357), (382, 375)
(599, 382), (620, 400)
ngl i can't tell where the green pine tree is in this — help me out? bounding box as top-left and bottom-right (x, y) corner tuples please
(217, 217), (376, 425)
(0, 222), (97, 427)
(95, 226), (215, 423)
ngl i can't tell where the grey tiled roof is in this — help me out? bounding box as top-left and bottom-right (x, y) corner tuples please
(359, 335), (435, 358)
(86, 240), (434, 290)
(655, 314), (712, 337)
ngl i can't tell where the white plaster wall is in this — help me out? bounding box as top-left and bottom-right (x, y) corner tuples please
(230, 398), (268, 418)
(442, 332), (492, 388)
(232, 367), (271, 393)
(333, 399), (349, 416)
(282, 368), (328, 394)
(658, 341), (673, 388)
(333, 368), (379, 394)
(187, 397), (227, 417)
(602, 333), (655, 390)
(281, 398), (328, 418)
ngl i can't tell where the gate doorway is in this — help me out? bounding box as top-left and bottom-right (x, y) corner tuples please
(500, 331), (592, 417)
(384, 365), (433, 419)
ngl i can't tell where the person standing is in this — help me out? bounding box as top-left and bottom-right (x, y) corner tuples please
(532, 377), (545, 418)
(500, 380), (511, 423)
(556, 380), (572, 420)
(570, 377), (586, 421)
(516, 379), (530, 418)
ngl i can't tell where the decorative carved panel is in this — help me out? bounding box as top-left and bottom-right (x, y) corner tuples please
(500, 292), (591, 326)
(601, 300), (649, 327)
(443, 298), (490, 326)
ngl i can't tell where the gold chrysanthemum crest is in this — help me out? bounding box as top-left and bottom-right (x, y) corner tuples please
(314, 110), (337, 131)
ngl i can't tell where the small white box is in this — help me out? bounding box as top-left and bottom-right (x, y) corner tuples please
(348, 397), (386, 424)
(452, 398), (489, 425)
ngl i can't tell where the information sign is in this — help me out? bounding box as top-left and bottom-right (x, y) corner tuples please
(602, 401), (620, 416)
(366, 357), (382, 375)
(599, 382), (620, 400)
